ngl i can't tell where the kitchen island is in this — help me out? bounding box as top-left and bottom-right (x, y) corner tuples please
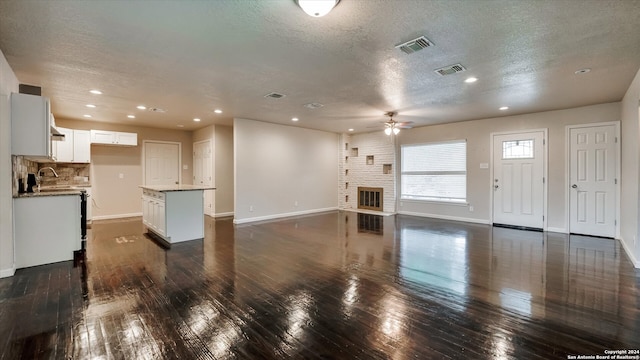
(140, 185), (215, 245)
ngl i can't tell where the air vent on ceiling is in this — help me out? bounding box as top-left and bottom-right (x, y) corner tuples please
(303, 102), (324, 109)
(434, 63), (466, 76)
(395, 36), (433, 54)
(264, 92), (286, 99)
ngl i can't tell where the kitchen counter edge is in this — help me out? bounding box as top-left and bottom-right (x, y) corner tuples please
(139, 185), (216, 192)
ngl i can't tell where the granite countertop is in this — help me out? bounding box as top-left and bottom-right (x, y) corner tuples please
(139, 184), (216, 192)
(14, 189), (84, 198)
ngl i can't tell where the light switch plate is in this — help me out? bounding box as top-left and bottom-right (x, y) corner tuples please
(183, 164), (189, 170)
(479, 163), (489, 169)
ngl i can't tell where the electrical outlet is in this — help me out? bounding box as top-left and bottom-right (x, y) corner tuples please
(469, 205), (474, 212)
(249, 205), (254, 212)
(119, 173), (124, 179)
(294, 201), (298, 207)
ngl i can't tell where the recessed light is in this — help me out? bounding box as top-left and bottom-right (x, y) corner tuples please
(136, 105), (147, 110)
(214, 109), (223, 114)
(83, 114), (92, 118)
(575, 68), (591, 74)
(348, 128), (354, 132)
(177, 125), (185, 128)
(85, 104), (96, 108)
(89, 89), (102, 95)
(499, 106), (509, 111)
(127, 115), (135, 119)
(193, 118), (201, 122)
(464, 77), (478, 83)
(292, 117), (299, 122)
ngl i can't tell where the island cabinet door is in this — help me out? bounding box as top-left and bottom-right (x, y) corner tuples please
(155, 201), (166, 237)
(142, 196), (150, 226)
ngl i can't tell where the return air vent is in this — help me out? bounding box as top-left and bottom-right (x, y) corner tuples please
(264, 92), (286, 99)
(434, 63), (466, 76)
(303, 102), (324, 109)
(395, 36), (434, 54)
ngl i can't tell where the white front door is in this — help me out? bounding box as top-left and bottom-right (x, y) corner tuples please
(144, 141), (180, 186)
(569, 124), (617, 237)
(194, 140), (213, 216)
(492, 131), (545, 229)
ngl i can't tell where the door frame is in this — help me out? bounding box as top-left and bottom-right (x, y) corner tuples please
(142, 140), (183, 185)
(490, 128), (548, 230)
(565, 121), (620, 238)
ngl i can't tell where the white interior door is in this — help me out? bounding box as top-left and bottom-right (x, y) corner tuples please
(144, 141), (180, 186)
(492, 131), (545, 229)
(569, 125), (617, 237)
(194, 140), (213, 216)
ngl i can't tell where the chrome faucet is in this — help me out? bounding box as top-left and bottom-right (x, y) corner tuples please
(38, 167), (59, 178)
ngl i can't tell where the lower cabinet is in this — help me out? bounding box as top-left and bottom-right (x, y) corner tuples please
(14, 195), (81, 269)
(142, 191), (166, 237)
(141, 188), (204, 244)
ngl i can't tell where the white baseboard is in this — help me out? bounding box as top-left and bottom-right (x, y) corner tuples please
(92, 212), (142, 221)
(0, 267), (16, 278)
(546, 227), (568, 234)
(233, 207), (338, 225)
(214, 212), (234, 218)
(397, 211), (490, 225)
(619, 237), (639, 268)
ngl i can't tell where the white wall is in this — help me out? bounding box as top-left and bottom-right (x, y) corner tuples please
(620, 67), (640, 267)
(234, 118), (339, 224)
(0, 49), (19, 277)
(339, 132), (396, 213)
(397, 103), (621, 231)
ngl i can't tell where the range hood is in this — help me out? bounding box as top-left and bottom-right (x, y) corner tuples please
(51, 126), (65, 141)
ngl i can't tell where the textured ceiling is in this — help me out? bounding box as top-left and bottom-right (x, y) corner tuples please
(1, 0), (639, 133)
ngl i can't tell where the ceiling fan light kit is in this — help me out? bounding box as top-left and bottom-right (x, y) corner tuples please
(296, 0), (340, 17)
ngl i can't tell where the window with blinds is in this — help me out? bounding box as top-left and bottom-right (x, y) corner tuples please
(401, 140), (467, 202)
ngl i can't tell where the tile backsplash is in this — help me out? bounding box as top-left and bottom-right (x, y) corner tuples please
(12, 156), (90, 196)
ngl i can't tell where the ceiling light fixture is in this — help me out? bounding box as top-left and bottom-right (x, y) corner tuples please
(83, 114), (92, 118)
(295, 0), (340, 17)
(214, 109), (223, 114)
(85, 104), (96, 108)
(464, 77), (478, 83)
(575, 68), (591, 74)
(348, 128), (354, 132)
(136, 105), (147, 110)
(499, 106), (509, 111)
(89, 89), (102, 95)
(177, 125), (184, 128)
(193, 118), (201, 122)
(127, 115), (135, 119)
(292, 117), (299, 122)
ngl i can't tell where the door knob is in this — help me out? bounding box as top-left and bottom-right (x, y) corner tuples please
(571, 184), (578, 189)
(494, 185), (499, 189)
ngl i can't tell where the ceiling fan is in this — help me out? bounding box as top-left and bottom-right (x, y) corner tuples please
(383, 112), (413, 135)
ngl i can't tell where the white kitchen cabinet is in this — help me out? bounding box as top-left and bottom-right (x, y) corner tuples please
(14, 194), (81, 268)
(55, 128), (91, 163)
(11, 93), (53, 159)
(140, 185), (212, 244)
(90, 129), (137, 146)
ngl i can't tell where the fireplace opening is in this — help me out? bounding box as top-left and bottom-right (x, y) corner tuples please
(358, 187), (383, 211)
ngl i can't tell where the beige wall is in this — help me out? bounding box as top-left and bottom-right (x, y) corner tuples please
(0, 49), (19, 277)
(193, 124), (234, 216)
(620, 67), (640, 267)
(214, 125), (234, 215)
(398, 102), (621, 232)
(56, 119), (193, 219)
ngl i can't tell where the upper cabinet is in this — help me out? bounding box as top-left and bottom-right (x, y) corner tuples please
(11, 93), (52, 159)
(90, 130), (137, 146)
(56, 127), (91, 163)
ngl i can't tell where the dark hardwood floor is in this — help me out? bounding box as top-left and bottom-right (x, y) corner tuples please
(1, 211), (639, 359)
